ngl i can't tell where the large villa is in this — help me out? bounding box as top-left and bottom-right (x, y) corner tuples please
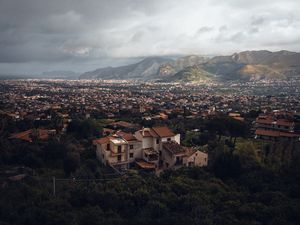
(93, 126), (208, 173)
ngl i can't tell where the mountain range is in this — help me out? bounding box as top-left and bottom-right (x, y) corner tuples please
(79, 50), (300, 82)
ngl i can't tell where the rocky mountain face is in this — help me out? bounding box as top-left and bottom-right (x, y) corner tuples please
(163, 65), (216, 83)
(176, 50), (300, 82)
(158, 55), (209, 77)
(80, 50), (300, 82)
(201, 50), (300, 81)
(80, 55), (208, 80)
(80, 57), (172, 80)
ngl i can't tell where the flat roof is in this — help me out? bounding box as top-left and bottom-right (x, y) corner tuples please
(135, 159), (156, 169)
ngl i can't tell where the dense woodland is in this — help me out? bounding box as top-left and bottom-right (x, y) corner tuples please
(0, 114), (300, 225)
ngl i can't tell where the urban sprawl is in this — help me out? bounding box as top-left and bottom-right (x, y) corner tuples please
(1, 79), (300, 174)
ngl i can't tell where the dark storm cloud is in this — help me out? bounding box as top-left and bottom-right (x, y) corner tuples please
(0, 0), (162, 64)
(0, 0), (299, 74)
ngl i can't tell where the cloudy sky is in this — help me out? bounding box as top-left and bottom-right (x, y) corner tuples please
(0, 0), (299, 74)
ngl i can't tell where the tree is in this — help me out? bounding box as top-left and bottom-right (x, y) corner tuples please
(225, 118), (248, 146)
(67, 118), (102, 139)
(43, 138), (66, 167)
(235, 141), (261, 171)
(213, 152), (241, 179)
(205, 117), (226, 140)
(63, 151), (80, 176)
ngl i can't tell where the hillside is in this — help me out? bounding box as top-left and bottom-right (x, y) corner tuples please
(202, 50), (300, 81)
(80, 55), (208, 80)
(158, 55), (209, 77)
(237, 64), (284, 81)
(80, 50), (300, 82)
(80, 57), (172, 80)
(164, 65), (216, 83)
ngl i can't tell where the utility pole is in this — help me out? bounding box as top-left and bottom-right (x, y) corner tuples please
(53, 176), (56, 197)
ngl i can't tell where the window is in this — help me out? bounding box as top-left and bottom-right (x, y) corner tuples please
(175, 156), (183, 165)
(130, 153), (134, 158)
(106, 144), (110, 150)
(117, 146), (122, 153)
(130, 145), (134, 149)
(156, 139), (160, 144)
(117, 155), (122, 161)
(159, 150), (162, 156)
(167, 138), (171, 141)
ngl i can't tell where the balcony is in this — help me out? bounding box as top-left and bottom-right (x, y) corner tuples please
(144, 148), (159, 162)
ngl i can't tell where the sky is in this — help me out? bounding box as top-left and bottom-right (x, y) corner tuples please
(0, 0), (300, 74)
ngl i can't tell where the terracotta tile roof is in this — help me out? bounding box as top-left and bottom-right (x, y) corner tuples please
(139, 129), (159, 138)
(232, 116), (244, 122)
(9, 130), (32, 142)
(116, 131), (138, 141)
(9, 129), (54, 142)
(135, 159), (156, 169)
(163, 141), (186, 155)
(256, 118), (293, 127)
(93, 136), (111, 145)
(276, 119), (294, 127)
(255, 129), (300, 138)
(152, 126), (175, 138)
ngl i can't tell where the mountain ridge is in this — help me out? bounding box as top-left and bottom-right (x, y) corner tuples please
(79, 50), (300, 82)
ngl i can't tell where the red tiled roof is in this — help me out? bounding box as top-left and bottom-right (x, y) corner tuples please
(232, 116), (244, 122)
(139, 129), (159, 138)
(93, 136), (111, 145)
(256, 118), (293, 127)
(116, 131), (137, 141)
(163, 141), (186, 155)
(9, 130), (32, 142)
(9, 129), (54, 142)
(255, 129), (300, 138)
(276, 119), (294, 127)
(135, 159), (156, 169)
(152, 126), (175, 138)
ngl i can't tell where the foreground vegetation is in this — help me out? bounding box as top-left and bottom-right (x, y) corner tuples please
(0, 115), (300, 225)
(1, 159), (300, 225)
(1, 136), (300, 225)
